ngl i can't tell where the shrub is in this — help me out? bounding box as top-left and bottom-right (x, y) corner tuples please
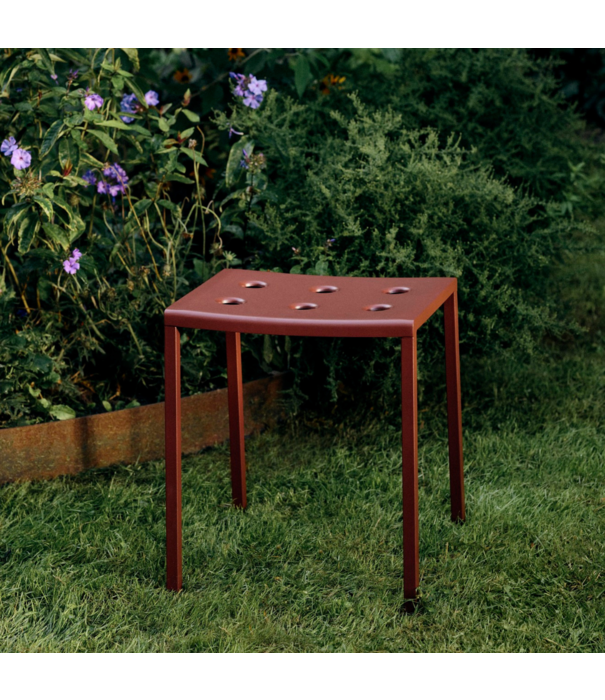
(0, 49), (228, 426)
(215, 93), (582, 401)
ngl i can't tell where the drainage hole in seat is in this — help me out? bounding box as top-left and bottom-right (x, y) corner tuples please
(310, 285), (338, 293)
(365, 304), (392, 312)
(240, 281), (267, 288)
(290, 303), (318, 310)
(217, 297), (245, 305)
(382, 287), (410, 295)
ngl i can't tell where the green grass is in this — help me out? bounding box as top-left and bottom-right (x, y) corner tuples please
(1, 235), (604, 652)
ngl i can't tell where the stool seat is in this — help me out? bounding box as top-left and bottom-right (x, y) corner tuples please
(165, 269), (456, 338)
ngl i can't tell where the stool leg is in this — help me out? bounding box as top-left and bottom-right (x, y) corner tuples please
(401, 335), (419, 600)
(165, 324), (182, 591)
(226, 331), (247, 508)
(444, 290), (465, 523)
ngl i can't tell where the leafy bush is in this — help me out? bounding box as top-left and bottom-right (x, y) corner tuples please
(1, 48), (601, 425)
(0, 48), (230, 426)
(215, 93), (583, 401)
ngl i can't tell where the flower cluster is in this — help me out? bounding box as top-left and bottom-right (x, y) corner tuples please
(120, 91), (160, 123)
(229, 73), (268, 109)
(1, 136), (31, 170)
(63, 248), (82, 275)
(239, 148), (266, 173)
(85, 163), (129, 197)
(84, 92), (104, 111)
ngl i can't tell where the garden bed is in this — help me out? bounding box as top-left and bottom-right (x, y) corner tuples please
(0, 373), (286, 484)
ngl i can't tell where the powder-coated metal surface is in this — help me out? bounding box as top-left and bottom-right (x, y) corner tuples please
(164, 269), (456, 337)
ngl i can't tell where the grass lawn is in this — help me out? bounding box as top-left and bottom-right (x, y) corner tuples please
(1, 247), (604, 652)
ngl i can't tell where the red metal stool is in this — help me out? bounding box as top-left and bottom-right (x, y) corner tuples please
(164, 270), (465, 600)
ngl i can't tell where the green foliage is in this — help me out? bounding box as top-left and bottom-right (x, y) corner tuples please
(1, 48), (603, 424)
(215, 93), (586, 400)
(0, 48), (228, 426)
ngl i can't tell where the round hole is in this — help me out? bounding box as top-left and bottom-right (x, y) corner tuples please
(290, 303), (318, 311)
(240, 281), (267, 288)
(216, 297), (245, 305)
(382, 287), (410, 295)
(364, 304), (392, 312)
(310, 285), (338, 293)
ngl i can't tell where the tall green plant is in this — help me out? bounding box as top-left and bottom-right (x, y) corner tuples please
(0, 48), (228, 425)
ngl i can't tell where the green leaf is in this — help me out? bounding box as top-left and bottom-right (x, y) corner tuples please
(166, 174), (194, 184)
(40, 119), (64, 157)
(35, 48), (54, 74)
(295, 55), (312, 97)
(182, 109), (200, 123)
(58, 137), (80, 172)
(88, 129), (119, 155)
(43, 223), (70, 251)
(134, 199), (153, 215)
(182, 147), (207, 166)
(128, 124), (151, 137)
(3, 203), (30, 235)
(96, 119), (132, 130)
(15, 100), (33, 113)
(80, 151), (105, 168)
(193, 258), (205, 279)
(180, 127), (195, 140)
(158, 117), (170, 133)
(49, 404), (76, 421)
(120, 49), (140, 71)
(314, 259), (330, 276)
(102, 400), (112, 412)
(226, 140), (253, 187)
(33, 196), (53, 221)
(18, 216), (40, 254)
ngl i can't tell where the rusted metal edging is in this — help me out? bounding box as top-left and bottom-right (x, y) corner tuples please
(0, 374), (286, 484)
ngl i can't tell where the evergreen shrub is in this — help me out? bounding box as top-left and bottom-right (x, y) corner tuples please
(216, 93), (584, 402)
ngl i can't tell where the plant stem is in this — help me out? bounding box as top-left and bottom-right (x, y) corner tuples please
(1, 243), (31, 313)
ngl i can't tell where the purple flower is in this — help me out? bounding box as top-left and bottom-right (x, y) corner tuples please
(103, 163), (129, 186)
(231, 73), (268, 109)
(50, 73), (58, 83)
(84, 93), (104, 111)
(11, 148), (31, 170)
(68, 69), (79, 81)
(120, 93), (138, 123)
(1, 136), (18, 157)
(144, 90), (159, 107)
(228, 126), (244, 139)
(97, 181), (109, 194)
(63, 248), (83, 275)
(109, 184), (124, 197)
(82, 170), (97, 186)
(63, 258), (80, 275)
(230, 72), (246, 97)
(243, 92), (263, 109)
(248, 77), (268, 96)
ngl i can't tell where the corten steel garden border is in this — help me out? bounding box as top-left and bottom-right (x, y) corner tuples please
(164, 269), (465, 601)
(0, 374), (286, 484)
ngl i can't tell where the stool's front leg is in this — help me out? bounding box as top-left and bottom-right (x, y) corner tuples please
(165, 324), (182, 590)
(401, 335), (419, 600)
(444, 290), (465, 523)
(226, 331), (247, 508)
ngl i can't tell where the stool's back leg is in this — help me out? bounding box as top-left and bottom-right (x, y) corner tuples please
(165, 324), (182, 590)
(226, 331), (247, 508)
(444, 290), (466, 522)
(401, 335), (419, 600)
